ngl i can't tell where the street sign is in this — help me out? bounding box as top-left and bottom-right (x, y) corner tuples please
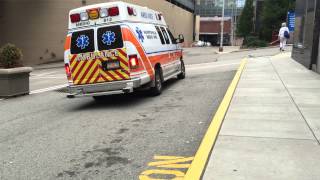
(288, 11), (295, 32)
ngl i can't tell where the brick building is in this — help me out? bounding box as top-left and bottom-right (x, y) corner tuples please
(199, 17), (231, 45)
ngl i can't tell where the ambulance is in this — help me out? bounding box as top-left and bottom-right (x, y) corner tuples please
(64, 1), (185, 99)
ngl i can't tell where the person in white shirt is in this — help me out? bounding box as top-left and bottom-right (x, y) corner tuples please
(278, 22), (290, 51)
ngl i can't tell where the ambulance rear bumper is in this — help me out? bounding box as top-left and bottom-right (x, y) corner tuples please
(67, 76), (149, 98)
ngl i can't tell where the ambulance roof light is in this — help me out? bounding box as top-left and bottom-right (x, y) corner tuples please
(155, 13), (162, 21)
(108, 7), (119, 17)
(87, 8), (99, 19)
(80, 12), (89, 21)
(100, 8), (108, 18)
(127, 7), (136, 16)
(70, 13), (81, 23)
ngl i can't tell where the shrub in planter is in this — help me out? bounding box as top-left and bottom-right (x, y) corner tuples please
(0, 43), (23, 68)
(0, 44), (32, 97)
(243, 36), (268, 48)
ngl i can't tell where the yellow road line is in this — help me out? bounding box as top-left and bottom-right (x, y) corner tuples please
(148, 157), (194, 166)
(184, 59), (247, 180)
(154, 156), (187, 160)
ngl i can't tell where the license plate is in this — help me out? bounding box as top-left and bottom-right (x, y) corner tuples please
(102, 60), (120, 71)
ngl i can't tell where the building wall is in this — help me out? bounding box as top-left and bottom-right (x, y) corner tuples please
(318, 36), (320, 72)
(292, 0), (320, 73)
(0, 0), (194, 65)
(200, 20), (231, 34)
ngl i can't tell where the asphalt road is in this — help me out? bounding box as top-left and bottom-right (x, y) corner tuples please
(0, 47), (281, 180)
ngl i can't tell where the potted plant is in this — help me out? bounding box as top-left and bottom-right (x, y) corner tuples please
(0, 43), (33, 97)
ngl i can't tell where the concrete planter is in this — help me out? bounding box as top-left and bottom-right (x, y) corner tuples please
(0, 67), (33, 97)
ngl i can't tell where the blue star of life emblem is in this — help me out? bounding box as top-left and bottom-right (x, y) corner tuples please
(102, 31), (116, 45)
(76, 35), (90, 50)
(136, 27), (144, 42)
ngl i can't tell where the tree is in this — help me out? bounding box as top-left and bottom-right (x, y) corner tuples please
(237, 0), (254, 37)
(260, 0), (296, 41)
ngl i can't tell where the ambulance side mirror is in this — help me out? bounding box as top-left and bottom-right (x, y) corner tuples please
(176, 34), (184, 44)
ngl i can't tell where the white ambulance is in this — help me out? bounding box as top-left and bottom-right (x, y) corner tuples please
(64, 1), (185, 99)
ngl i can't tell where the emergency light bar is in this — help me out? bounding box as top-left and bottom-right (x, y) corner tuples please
(69, 6), (120, 23)
(87, 8), (99, 19)
(127, 7), (137, 16)
(100, 8), (108, 18)
(108, 7), (119, 16)
(156, 13), (162, 21)
(80, 12), (89, 21)
(70, 13), (81, 23)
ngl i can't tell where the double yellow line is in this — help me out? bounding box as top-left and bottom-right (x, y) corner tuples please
(184, 59), (248, 180)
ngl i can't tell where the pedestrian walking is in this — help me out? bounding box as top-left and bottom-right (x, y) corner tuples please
(278, 22), (290, 51)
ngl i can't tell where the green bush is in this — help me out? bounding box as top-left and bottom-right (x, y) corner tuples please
(237, 0), (254, 37)
(243, 36), (268, 48)
(0, 44), (23, 68)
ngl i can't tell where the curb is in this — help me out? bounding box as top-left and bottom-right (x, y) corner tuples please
(231, 44), (293, 54)
(184, 59), (247, 180)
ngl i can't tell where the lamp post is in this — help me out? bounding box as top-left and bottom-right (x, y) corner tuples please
(219, 0), (225, 52)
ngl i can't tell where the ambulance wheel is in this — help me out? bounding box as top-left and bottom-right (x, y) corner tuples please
(150, 68), (162, 96)
(177, 60), (185, 79)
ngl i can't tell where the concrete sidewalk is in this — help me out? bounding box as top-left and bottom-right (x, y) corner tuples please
(32, 61), (64, 70)
(203, 53), (320, 180)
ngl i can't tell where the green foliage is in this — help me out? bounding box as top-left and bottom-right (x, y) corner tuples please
(237, 0), (254, 37)
(260, 0), (296, 41)
(0, 44), (23, 68)
(243, 36), (268, 48)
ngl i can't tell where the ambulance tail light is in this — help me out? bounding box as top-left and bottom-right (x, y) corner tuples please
(100, 8), (108, 18)
(70, 13), (81, 23)
(87, 8), (99, 19)
(108, 7), (119, 16)
(129, 55), (139, 69)
(65, 63), (72, 81)
(127, 7), (136, 16)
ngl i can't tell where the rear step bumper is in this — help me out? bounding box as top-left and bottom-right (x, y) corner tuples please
(67, 76), (149, 98)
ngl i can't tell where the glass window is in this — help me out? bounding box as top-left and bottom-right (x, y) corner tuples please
(155, 26), (165, 44)
(160, 27), (170, 44)
(71, 29), (94, 54)
(98, 25), (123, 51)
(166, 28), (177, 44)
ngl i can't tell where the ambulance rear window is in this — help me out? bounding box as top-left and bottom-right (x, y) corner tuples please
(71, 29), (94, 54)
(98, 25), (123, 51)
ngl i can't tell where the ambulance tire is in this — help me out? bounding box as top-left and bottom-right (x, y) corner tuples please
(177, 60), (185, 79)
(149, 68), (163, 96)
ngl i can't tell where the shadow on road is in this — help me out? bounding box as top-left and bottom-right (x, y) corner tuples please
(69, 78), (180, 111)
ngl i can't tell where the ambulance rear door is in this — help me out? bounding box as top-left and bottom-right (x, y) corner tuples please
(69, 25), (130, 85)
